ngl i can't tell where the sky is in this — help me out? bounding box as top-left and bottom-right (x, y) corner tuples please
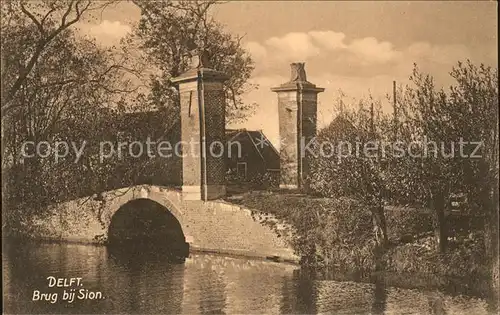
(77, 1), (498, 147)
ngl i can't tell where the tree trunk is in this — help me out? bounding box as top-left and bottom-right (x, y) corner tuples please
(371, 274), (387, 314)
(371, 204), (388, 247)
(484, 185), (499, 310)
(433, 193), (447, 254)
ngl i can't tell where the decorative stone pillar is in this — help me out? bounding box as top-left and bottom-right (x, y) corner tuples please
(171, 51), (228, 201)
(271, 63), (324, 189)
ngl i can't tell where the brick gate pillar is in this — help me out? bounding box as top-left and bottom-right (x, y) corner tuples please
(272, 63), (324, 190)
(172, 51), (228, 201)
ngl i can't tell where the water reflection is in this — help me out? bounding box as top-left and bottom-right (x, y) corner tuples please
(280, 272), (317, 314)
(196, 258), (226, 314)
(2, 242), (493, 314)
(107, 250), (185, 314)
(371, 276), (387, 315)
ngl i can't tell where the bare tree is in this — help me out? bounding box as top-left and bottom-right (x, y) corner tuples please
(1, 0), (116, 115)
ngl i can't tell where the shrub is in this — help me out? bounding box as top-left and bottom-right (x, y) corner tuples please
(237, 192), (376, 272)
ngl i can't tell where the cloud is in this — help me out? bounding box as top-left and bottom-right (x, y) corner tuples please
(77, 20), (131, 46)
(309, 31), (347, 50)
(89, 20), (131, 38)
(265, 32), (321, 61)
(236, 30), (493, 147)
(244, 30), (480, 82)
(406, 42), (471, 65)
(244, 41), (268, 61)
(347, 37), (402, 64)
(247, 30), (402, 67)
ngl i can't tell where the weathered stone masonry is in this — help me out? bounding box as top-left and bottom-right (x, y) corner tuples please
(272, 63), (324, 189)
(171, 52), (228, 201)
(27, 185), (299, 263)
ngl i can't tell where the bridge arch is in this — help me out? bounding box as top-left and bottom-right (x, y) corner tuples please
(109, 198), (184, 241)
(102, 186), (185, 228)
(102, 186), (189, 256)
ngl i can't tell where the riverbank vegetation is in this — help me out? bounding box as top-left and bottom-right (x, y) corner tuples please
(233, 60), (498, 300)
(228, 190), (488, 280)
(317, 61), (497, 299)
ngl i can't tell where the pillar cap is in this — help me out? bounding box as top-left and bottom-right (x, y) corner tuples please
(171, 68), (229, 84)
(171, 50), (229, 84)
(271, 62), (324, 93)
(271, 82), (325, 93)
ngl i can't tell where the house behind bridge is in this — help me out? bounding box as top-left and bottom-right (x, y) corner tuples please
(108, 111), (280, 192)
(225, 128), (280, 190)
(41, 62), (321, 202)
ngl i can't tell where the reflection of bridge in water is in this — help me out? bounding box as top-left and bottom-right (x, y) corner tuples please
(6, 241), (486, 314)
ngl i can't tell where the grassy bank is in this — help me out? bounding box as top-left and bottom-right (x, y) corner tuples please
(225, 191), (488, 282)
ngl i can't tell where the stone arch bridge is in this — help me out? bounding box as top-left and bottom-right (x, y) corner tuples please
(26, 61), (324, 264)
(29, 185), (298, 263)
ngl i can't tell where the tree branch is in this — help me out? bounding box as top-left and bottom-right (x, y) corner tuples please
(19, 1), (43, 34)
(2, 0), (96, 115)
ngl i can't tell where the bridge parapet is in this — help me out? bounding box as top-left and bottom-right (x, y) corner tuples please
(26, 185), (299, 263)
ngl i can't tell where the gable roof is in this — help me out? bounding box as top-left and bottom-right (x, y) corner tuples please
(225, 129), (280, 170)
(109, 112), (281, 170)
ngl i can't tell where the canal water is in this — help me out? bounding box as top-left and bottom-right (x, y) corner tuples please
(2, 242), (492, 314)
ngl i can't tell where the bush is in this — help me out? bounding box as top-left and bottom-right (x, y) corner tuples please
(384, 207), (434, 242)
(235, 192), (376, 272)
(383, 233), (488, 278)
